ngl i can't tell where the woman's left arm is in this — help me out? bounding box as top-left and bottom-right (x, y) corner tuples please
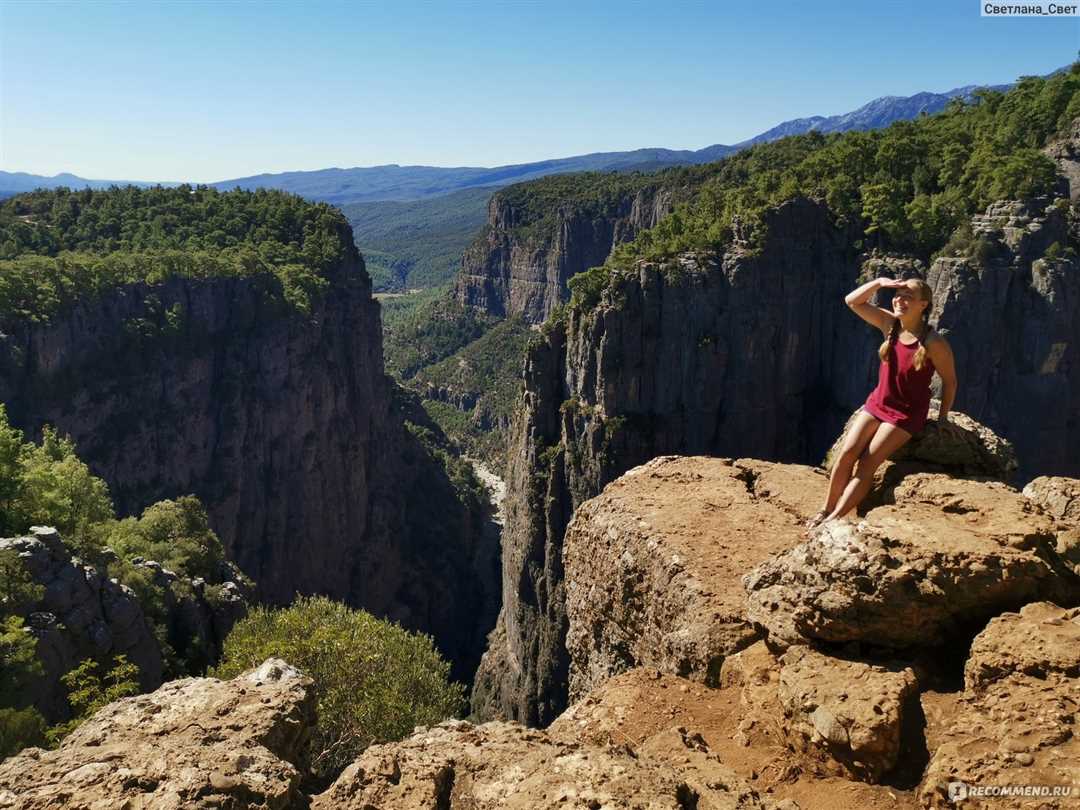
(928, 336), (958, 422)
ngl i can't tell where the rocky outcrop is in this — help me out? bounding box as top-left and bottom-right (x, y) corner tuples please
(562, 456), (820, 703)
(2, 527), (163, 720)
(453, 183), (681, 324)
(744, 472), (1079, 651)
(475, 182), (1080, 722)
(472, 198), (898, 724)
(929, 194), (1080, 482)
(127, 555), (252, 674)
(552, 455), (1080, 801)
(552, 661), (923, 809)
(1022, 475), (1080, 576)
(1044, 116), (1080, 201)
(1, 526), (252, 721)
(919, 602), (1080, 808)
(314, 718), (774, 810)
(777, 645), (918, 783)
(824, 407), (1018, 484)
(0, 247), (497, 680)
(1023, 475), (1080, 523)
(0, 658), (315, 810)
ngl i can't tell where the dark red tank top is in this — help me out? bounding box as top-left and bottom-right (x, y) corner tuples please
(863, 330), (936, 434)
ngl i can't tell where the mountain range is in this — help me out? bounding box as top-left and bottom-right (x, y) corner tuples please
(1, 78), (1013, 205)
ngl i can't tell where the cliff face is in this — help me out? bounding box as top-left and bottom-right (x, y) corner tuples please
(472, 191), (1080, 725)
(0, 250), (497, 679)
(453, 185), (677, 324)
(2, 526), (251, 721)
(471, 198), (873, 724)
(929, 195), (1080, 481)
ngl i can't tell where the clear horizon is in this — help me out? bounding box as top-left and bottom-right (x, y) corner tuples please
(2, 0), (1078, 184)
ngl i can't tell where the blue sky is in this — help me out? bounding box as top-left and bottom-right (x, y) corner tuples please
(1, 0), (1077, 183)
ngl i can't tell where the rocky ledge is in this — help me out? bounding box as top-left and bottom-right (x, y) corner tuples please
(4, 436), (1078, 808)
(0, 658), (314, 810)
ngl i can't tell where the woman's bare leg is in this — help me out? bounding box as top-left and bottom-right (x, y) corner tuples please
(821, 410), (881, 516)
(826, 422), (913, 521)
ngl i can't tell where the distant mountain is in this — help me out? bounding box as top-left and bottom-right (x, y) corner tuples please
(209, 148), (716, 205)
(342, 187), (493, 290)
(0, 171), (179, 199)
(208, 79), (1017, 205)
(736, 83), (1011, 146)
(0, 71), (1039, 205)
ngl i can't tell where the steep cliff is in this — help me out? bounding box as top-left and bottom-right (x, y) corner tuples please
(0, 244), (497, 680)
(472, 189), (1080, 724)
(928, 195), (1080, 481)
(471, 198), (874, 724)
(453, 176), (697, 324)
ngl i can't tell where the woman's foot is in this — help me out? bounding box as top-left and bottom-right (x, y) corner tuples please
(801, 508), (829, 538)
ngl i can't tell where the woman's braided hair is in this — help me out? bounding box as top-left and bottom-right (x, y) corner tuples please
(877, 279), (934, 371)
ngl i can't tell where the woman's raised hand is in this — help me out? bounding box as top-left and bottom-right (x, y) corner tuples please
(877, 277), (907, 289)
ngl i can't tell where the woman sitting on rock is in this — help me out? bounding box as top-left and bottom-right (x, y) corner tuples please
(805, 276), (959, 534)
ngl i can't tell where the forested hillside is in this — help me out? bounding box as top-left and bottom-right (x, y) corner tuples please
(566, 69), (1079, 313)
(0, 186), (355, 318)
(0, 185), (498, 713)
(343, 187), (492, 291)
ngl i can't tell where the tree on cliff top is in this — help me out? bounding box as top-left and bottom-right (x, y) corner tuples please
(213, 595), (465, 786)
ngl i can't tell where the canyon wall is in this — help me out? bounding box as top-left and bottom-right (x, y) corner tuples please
(453, 184), (680, 324)
(0, 245), (497, 679)
(472, 191), (1080, 724)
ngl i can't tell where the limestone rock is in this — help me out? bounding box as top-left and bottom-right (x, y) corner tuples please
(744, 473), (1079, 650)
(823, 407), (1017, 485)
(1023, 476), (1080, 576)
(1, 527), (163, 720)
(1044, 116), (1080, 201)
(1023, 475), (1080, 523)
(313, 718), (772, 810)
(563, 455), (817, 702)
(453, 183), (680, 324)
(128, 555), (253, 674)
(964, 601), (1080, 692)
(552, 657), (922, 809)
(778, 645), (918, 783)
(918, 603), (1080, 809)
(0, 658), (315, 810)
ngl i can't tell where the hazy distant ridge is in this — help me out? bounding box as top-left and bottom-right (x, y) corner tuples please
(0, 78), (1016, 203)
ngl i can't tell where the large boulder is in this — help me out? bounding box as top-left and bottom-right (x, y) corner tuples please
(744, 473), (1080, 651)
(1022, 475), (1080, 523)
(562, 455), (820, 702)
(1023, 476), (1080, 577)
(0, 658), (315, 810)
(551, 657), (925, 809)
(918, 603), (1080, 809)
(823, 407), (1018, 487)
(312, 718), (774, 810)
(777, 645), (918, 783)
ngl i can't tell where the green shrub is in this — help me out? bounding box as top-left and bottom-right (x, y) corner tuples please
(0, 549), (43, 613)
(213, 596), (464, 782)
(0, 707), (47, 757)
(104, 496), (225, 582)
(0, 405), (114, 561)
(0, 615), (48, 756)
(45, 655), (140, 744)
